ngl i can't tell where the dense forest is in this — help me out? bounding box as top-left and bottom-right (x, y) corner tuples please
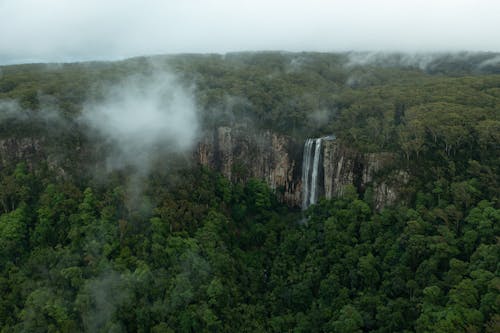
(0, 52), (499, 332)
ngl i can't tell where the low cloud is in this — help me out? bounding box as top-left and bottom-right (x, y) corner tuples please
(307, 109), (332, 128)
(79, 71), (199, 174)
(77, 270), (131, 333)
(0, 96), (64, 124)
(345, 51), (500, 73)
(478, 55), (500, 68)
(0, 100), (24, 121)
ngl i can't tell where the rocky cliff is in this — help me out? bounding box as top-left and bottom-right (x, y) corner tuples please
(0, 135), (85, 179)
(1, 127), (405, 210)
(0, 137), (45, 171)
(196, 127), (405, 210)
(196, 126), (303, 206)
(322, 139), (405, 210)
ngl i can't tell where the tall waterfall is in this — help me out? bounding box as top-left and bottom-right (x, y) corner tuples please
(301, 138), (323, 209)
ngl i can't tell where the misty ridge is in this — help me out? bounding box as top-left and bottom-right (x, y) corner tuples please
(1, 50), (500, 160)
(0, 49), (499, 180)
(1, 51), (500, 115)
(344, 51), (500, 71)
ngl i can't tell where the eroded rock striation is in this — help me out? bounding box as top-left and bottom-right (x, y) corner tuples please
(196, 126), (303, 206)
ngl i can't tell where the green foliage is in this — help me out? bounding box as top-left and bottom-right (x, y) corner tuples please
(0, 52), (499, 331)
(0, 163), (498, 332)
(0, 204), (29, 267)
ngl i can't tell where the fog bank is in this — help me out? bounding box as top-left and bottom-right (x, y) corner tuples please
(80, 72), (198, 174)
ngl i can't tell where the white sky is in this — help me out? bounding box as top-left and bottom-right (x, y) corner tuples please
(0, 0), (499, 64)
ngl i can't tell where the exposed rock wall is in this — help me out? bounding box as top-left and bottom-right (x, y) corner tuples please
(196, 127), (405, 210)
(0, 137), (44, 170)
(0, 136), (84, 179)
(1, 128), (405, 210)
(322, 139), (362, 198)
(322, 140), (402, 210)
(196, 126), (302, 206)
(372, 170), (410, 210)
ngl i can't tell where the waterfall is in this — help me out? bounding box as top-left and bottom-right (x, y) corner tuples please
(310, 138), (322, 204)
(301, 139), (314, 208)
(301, 137), (323, 209)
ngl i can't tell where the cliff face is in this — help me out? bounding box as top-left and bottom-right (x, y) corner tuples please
(196, 127), (405, 210)
(197, 126), (303, 206)
(322, 139), (362, 198)
(1, 128), (405, 210)
(322, 140), (403, 210)
(0, 137), (44, 170)
(0, 136), (83, 179)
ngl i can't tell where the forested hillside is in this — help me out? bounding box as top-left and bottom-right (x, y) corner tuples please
(0, 52), (499, 332)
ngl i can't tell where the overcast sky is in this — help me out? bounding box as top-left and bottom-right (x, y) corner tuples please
(0, 0), (499, 64)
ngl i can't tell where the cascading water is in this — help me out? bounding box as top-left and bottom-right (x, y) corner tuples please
(301, 139), (314, 208)
(301, 137), (323, 209)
